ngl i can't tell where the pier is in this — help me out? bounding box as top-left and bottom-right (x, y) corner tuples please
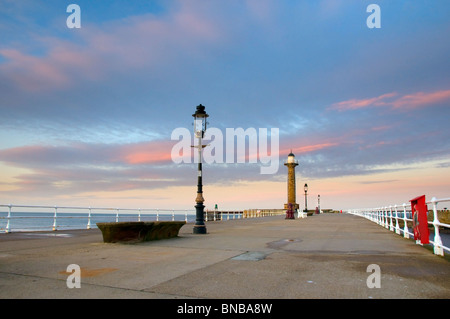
(0, 213), (448, 299)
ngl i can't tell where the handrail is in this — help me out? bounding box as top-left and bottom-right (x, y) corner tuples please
(0, 204), (285, 233)
(347, 197), (450, 256)
(0, 204), (194, 233)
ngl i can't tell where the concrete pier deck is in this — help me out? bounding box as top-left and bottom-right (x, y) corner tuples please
(0, 213), (449, 299)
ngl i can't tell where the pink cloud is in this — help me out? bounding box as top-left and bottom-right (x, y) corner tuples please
(0, 6), (223, 92)
(117, 141), (175, 165)
(0, 139), (181, 198)
(391, 90), (450, 109)
(280, 142), (338, 157)
(293, 143), (339, 154)
(329, 89), (450, 112)
(328, 92), (397, 111)
(0, 49), (71, 91)
(0, 140), (176, 167)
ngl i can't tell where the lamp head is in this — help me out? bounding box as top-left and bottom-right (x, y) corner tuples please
(192, 104), (209, 138)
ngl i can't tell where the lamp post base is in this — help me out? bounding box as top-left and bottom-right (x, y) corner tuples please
(193, 225), (207, 234)
(193, 202), (207, 234)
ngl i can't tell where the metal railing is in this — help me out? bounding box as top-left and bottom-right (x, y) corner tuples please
(205, 208), (285, 221)
(0, 204), (195, 233)
(243, 208), (285, 218)
(347, 197), (450, 256)
(0, 204), (285, 233)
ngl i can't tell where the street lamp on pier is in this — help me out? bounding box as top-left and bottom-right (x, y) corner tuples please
(192, 104), (209, 234)
(304, 183), (308, 212)
(318, 194), (321, 214)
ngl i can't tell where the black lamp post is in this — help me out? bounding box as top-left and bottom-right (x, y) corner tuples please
(304, 183), (308, 212)
(318, 194), (321, 214)
(192, 104), (208, 234)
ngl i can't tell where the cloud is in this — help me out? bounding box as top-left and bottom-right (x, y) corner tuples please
(328, 92), (398, 111)
(0, 48), (71, 91)
(358, 180), (399, 185)
(0, 140), (177, 168)
(0, 3), (224, 93)
(0, 139), (187, 197)
(328, 89), (450, 112)
(119, 141), (174, 164)
(289, 143), (339, 155)
(391, 90), (450, 109)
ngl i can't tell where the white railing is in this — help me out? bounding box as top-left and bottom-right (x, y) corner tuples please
(0, 204), (196, 233)
(347, 197), (450, 256)
(0, 204), (285, 233)
(205, 210), (243, 221)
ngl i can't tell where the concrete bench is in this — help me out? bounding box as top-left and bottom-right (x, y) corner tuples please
(96, 221), (185, 243)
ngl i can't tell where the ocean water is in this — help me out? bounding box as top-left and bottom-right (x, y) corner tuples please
(0, 211), (196, 233)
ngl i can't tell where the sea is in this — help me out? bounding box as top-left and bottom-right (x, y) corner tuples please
(0, 211), (196, 233)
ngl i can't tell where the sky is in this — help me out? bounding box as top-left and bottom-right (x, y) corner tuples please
(0, 0), (449, 211)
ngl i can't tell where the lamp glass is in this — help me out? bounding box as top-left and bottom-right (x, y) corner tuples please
(194, 118), (204, 138)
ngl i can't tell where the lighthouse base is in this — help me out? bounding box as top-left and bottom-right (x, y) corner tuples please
(284, 203), (299, 210)
(285, 210), (295, 219)
(284, 203), (298, 219)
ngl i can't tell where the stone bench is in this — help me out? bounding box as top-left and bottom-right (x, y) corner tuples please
(96, 221), (185, 243)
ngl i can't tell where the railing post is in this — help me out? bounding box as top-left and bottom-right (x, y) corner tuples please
(87, 207), (92, 229)
(185, 210), (188, 223)
(138, 208), (141, 222)
(384, 207), (389, 229)
(394, 206), (400, 234)
(5, 204), (12, 233)
(156, 209), (159, 221)
(431, 197), (444, 256)
(53, 206), (58, 231)
(402, 203), (409, 238)
(116, 208), (119, 223)
(172, 210), (175, 221)
(389, 206), (394, 231)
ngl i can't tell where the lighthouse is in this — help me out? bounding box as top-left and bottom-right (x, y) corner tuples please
(284, 151), (299, 218)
